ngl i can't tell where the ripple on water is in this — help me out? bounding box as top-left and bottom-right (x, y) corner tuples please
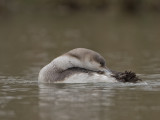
(0, 73), (160, 120)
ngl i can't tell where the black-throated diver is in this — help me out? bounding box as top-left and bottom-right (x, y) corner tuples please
(38, 48), (140, 83)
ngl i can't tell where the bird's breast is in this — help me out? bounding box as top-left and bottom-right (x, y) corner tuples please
(56, 72), (117, 83)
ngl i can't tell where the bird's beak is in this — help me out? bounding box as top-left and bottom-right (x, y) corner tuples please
(104, 66), (113, 76)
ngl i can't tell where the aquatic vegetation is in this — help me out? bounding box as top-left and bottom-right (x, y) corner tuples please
(112, 71), (141, 83)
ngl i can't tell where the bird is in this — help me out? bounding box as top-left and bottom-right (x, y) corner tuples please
(38, 48), (140, 83)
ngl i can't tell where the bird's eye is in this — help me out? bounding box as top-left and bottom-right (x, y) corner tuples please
(100, 61), (105, 67)
(93, 55), (105, 67)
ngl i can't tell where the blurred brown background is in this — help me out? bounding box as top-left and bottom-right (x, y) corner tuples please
(0, 0), (160, 76)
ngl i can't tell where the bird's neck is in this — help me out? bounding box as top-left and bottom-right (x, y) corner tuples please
(52, 55), (82, 71)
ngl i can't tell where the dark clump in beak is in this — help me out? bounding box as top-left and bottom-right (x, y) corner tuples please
(111, 70), (141, 83)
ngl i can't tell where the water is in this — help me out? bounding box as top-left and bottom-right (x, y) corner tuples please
(0, 11), (160, 120)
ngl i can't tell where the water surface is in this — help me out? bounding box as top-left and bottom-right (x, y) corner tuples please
(0, 12), (160, 120)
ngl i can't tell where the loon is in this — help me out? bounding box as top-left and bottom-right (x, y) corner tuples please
(38, 48), (140, 83)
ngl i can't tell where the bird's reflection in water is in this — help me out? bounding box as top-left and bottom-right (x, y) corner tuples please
(38, 83), (115, 120)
